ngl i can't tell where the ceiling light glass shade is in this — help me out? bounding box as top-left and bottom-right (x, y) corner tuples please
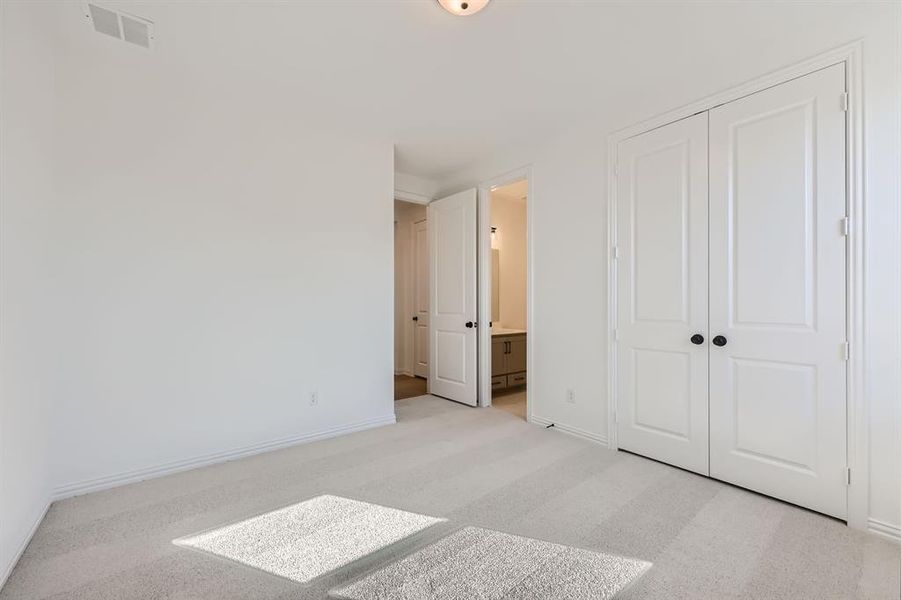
(437, 0), (491, 16)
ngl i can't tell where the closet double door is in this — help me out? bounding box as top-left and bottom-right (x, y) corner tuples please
(615, 64), (848, 519)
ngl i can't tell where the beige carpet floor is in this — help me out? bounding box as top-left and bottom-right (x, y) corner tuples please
(175, 495), (444, 584)
(2, 395), (899, 599)
(331, 526), (651, 600)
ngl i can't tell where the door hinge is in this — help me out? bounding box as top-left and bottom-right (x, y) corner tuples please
(613, 328), (619, 341)
(612, 246), (620, 260)
(840, 92), (849, 112)
(846, 468), (851, 486)
(841, 216), (851, 237)
(843, 341), (850, 361)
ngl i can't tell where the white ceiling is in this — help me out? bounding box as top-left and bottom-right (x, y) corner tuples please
(58, 1), (887, 182)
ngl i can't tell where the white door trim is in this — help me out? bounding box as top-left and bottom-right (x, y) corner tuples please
(477, 166), (533, 419)
(395, 189), (432, 205)
(606, 40), (867, 531)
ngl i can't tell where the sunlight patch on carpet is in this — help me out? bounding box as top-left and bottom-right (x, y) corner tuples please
(330, 526), (651, 599)
(174, 495), (444, 584)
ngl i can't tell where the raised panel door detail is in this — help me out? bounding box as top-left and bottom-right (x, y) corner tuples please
(730, 102), (815, 329)
(435, 204), (466, 316)
(414, 323), (429, 377)
(632, 142), (690, 324)
(414, 221), (429, 315)
(413, 219), (429, 378)
(616, 112), (709, 476)
(732, 358), (818, 472)
(435, 331), (466, 385)
(709, 63), (847, 519)
(632, 348), (691, 440)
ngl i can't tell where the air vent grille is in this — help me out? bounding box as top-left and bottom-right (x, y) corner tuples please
(85, 3), (153, 49)
(121, 15), (151, 48)
(87, 4), (120, 39)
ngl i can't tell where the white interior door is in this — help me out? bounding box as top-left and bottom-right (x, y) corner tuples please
(429, 189), (478, 406)
(412, 218), (429, 378)
(615, 113), (710, 476)
(708, 64), (848, 518)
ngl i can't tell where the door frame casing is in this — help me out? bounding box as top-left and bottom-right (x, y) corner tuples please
(606, 41), (867, 531)
(477, 167), (533, 418)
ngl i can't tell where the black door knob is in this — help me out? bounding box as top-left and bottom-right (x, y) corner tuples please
(465, 321), (474, 328)
(712, 335), (727, 347)
(412, 316), (418, 322)
(690, 334), (704, 345)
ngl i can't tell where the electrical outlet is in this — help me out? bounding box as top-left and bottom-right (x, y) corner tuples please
(309, 390), (319, 406)
(566, 389), (576, 404)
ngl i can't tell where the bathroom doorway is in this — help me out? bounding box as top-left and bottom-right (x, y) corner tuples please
(483, 176), (529, 419)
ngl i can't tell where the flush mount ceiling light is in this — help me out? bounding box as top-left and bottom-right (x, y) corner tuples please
(437, 0), (491, 17)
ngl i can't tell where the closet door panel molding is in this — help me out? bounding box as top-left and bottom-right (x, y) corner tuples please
(614, 112), (710, 476)
(609, 44), (865, 530)
(708, 63), (848, 519)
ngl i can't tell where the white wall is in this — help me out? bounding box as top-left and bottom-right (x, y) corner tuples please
(490, 193), (527, 330)
(47, 79), (395, 495)
(1, 3), (398, 581)
(0, 6), (395, 506)
(0, 2), (57, 583)
(437, 4), (901, 538)
(394, 201), (427, 374)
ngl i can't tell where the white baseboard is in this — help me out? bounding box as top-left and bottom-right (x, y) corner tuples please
(529, 415), (609, 447)
(1, 498), (52, 591)
(868, 518), (901, 544)
(52, 413), (396, 501)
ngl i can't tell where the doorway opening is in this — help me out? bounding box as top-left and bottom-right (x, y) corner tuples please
(394, 199), (429, 400)
(401, 171), (530, 412)
(486, 178), (528, 420)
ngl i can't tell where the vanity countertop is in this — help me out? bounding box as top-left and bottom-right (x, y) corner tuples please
(491, 327), (527, 337)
